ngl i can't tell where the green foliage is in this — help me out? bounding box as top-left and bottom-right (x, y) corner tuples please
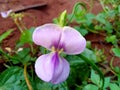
(0, 67), (69, 90)
(109, 83), (120, 90)
(83, 84), (99, 90)
(106, 35), (117, 45)
(91, 69), (102, 87)
(74, 26), (88, 36)
(0, 67), (28, 90)
(53, 10), (67, 27)
(67, 0), (120, 48)
(66, 55), (90, 89)
(112, 48), (120, 57)
(83, 69), (120, 90)
(1, 1), (120, 90)
(0, 29), (13, 43)
(65, 48), (105, 90)
(20, 27), (35, 44)
(12, 48), (36, 64)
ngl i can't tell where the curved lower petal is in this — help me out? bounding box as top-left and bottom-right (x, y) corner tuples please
(60, 26), (86, 55)
(35, 53), (54, 82)
(50, 57), (70, 84)
(32, 24), (62, 50)
(35, 52), (70, 84)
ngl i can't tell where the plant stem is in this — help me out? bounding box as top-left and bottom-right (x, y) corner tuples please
(110, 57), (119, 76)
(19, 17), (27, 30)
(67, 2), (87, 25)
(30, 44), (34, 54)
(24, 64), (33, 90)
(99, 0), (108, 12)
(14, 18), (23, 33)
(79, 54), (104, 89)
(89, 0), (94, 13)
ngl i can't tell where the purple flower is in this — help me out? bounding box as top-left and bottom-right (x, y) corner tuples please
(0, 10), (12, 18)
(33, 23), (86, 84)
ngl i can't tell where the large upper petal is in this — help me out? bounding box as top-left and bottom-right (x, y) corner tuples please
(32, 24), (62, 50)
(35, 52), (70, 84)
(59, 26), (86, 55)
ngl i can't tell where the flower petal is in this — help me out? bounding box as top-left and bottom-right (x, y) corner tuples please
(60, 26), (86, 55)
(35, 53), (54, 82)
(32, 24), (62, 50)
(50, 57), (70, 84)
(35, 52), (70, 84)
(0, 10), (12, 18)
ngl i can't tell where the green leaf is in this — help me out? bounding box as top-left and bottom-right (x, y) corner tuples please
(0, 29), (13, 43)
(104, 22), (113, 33)
(33, 77), (68, 90)
(91, 70), (101, 86)
(74, 26), (88, 36)
(12, 48), (34, 64)
(81, 48), (97, 62)
(94, 25), (103, 30)
(118, 5), (120, 13)
(16, 48), (30, 59)
(79, 50), (104, 89)
(96, 13), (106, 24)
(66, 55), (85, 66)
(0, 47), (19, 64)
(112, 48), (120, 57)
(66, 55), (90, 86)
(0, 67), (27, 90)
(86, 41), (91, 49)
(104, 77), (110, 89)
(85, 13), (95, 26)
(113, 66), (120, 74)
(53, 18), (59, 24)
(34, 82), (52, 90)
(109, 83), (120, 90)
(59, 10), (67, 27)
(20, 27), (35, 44)
(83, 84), (98, 90)
(106, 35), (117, 45)
(96, 13), (113, 33)
(39, 47), (50, 54)
(90, 70), (110, 89)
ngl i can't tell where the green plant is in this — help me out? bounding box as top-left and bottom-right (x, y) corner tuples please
(0, 1), (120, 90)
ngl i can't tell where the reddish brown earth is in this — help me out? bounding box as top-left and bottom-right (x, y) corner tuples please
(0, 0), (119, 68)
(85, 33), (119, 67)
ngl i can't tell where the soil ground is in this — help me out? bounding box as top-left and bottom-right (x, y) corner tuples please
(0, 0), (119, 69)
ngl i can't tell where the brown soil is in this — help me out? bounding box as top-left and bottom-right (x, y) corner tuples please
(0, 0), (102, 49)
(0, 0), (119, 69)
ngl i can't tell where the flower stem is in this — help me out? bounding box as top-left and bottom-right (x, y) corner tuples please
(24, 64), (33, 90)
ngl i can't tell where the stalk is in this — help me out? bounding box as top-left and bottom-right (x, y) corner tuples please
(24, 64), (33, 90)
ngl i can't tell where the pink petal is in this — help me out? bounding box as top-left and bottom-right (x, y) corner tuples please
(60, 26), (86, 55)
(32, 24), (62, 50)
(0, 10), (12, 18)
(51, 57), (70, 84)
(35, 53), (54, 82)
(35, 52), (70, 84)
